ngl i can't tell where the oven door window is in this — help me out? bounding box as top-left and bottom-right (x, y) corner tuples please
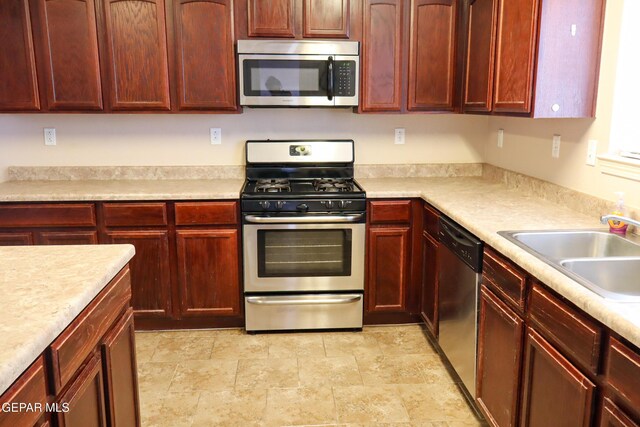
(243, 59), (328, 97)
(258, 229), (351, 277)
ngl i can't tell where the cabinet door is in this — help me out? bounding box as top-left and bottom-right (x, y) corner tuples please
(367, 226), (411, 312)
(407, 0), (457, 111)
(247, 0), (295, 37)
(56, 355), (107, 427)
(101, 0), (170, 110)
(38, 231), (98, 245)
(0, 232), (34, 246)
(33, 0), (103, 110)
(361, 0), (404, 112)
(476, 285), (524, 427)
(0, 0), (40, 111)
(493, 0), (539, 113)
(303, 0), (349, 38)
(173, 0), (237, 110)
(420, 231), (438, 336)
(520, 327), (596, 427)
(102, 309), (140, 427)
(176, 229), (241, 317)
(600, 398), (639, 427)
(463, 0), (497, 112)
(104, 231), (172, 319)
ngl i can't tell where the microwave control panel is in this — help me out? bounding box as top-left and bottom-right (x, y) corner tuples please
(335, 61), (357, 97)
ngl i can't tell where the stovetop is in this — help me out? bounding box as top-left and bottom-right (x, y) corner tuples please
(243, 178), (365, 197)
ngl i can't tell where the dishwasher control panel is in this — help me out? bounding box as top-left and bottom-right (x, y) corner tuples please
(438, 216), (483, 272)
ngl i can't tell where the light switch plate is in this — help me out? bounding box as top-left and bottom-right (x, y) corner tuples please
(586, 140), (598, 166)
(394, 128), (405, 145)
(497, 129), (504, 148)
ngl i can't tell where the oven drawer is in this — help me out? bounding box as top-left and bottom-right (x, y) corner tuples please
(245, 293), (363, 331)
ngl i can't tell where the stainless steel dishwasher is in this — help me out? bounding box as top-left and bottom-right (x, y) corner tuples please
(437, 216), (483, 398)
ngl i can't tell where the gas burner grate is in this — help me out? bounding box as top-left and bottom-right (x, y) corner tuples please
(313, 178), (354, 193)
(255, 179), (291, 193)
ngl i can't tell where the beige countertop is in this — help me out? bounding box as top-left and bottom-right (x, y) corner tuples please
(360, 177), (640, 349)
(0, 179), (244, 201)
(0, 245), (135, 396)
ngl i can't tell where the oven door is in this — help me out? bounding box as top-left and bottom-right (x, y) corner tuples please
(243, 216), (365, 292)
(238, 54), (358, 107)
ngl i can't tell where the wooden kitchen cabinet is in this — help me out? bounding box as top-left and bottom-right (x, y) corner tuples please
(176, 229), (241, 317)
(360, 0), (404, 112)
(0, 0), (40, 111)
(407, 0), (457, 111)
(463, 0), (605, 117)
(419, 202), (440, 336)
(100, 0), (171, 110)
(247, 0), (295, 37)
(605, 337), (640, 423)
(0, 357), (48, 427)
(476, 285), (524, 427)
(56, 354), (107, 427)
(0, 232), (34, 246)
(101, 309), (140, 427)
(172, 0), (237, 111)
(520, 327), (596, 427)
(242, 0), (355, 40)
(600, 398), (639, 427)
(38, 231), (98, 245)
(30, 0), (103, 111)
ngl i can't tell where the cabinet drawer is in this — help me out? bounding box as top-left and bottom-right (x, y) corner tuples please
(369, 200), (412, 224)
(174, 202), (238, 226)
(600, 397), (638, 427)
(529, 282), (602, 374)
(0, 204), (96, 228)
(422, 202), (439, 238)
(103, 203), (168, 227)
(607, 338), (640, 414)
(482, 247), (527, 312)
(49, 267), (131, 393)
(0, 357), (47, 427)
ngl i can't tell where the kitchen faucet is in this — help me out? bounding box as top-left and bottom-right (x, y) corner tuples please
(600, 214), (640, 228)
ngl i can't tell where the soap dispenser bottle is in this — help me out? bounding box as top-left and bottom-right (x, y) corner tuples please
(608, 192), (629, 235)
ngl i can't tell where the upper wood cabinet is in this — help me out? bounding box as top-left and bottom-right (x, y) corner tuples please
(303, 0), (350, 38)
(360, 0), (404, 112)
(31, 0), (103, 111)
(173, 0), (237, 110)
(101, 0), (171, 110)
(247, 0), (295, 37)
(360, 0), (460, 113)
(463, 0), (605, 117)
(243, 0), (354, 39)
(407, 0), (457, 111)
(0, 0), (40, 111)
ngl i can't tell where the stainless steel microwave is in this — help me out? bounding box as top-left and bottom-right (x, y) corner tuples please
(237, 40), (359, 107)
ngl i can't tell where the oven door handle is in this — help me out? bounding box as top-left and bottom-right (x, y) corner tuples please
(244, 214), (364, 224)
(246, 295), (362, 305)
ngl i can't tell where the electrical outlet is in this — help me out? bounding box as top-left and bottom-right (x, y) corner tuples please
(394, 128), (405, 145)
(497, 129), (504, 148)
(586, 140), (598, 166)
(552, 134), (561, 158)
(44, 128), (56, 146)
(210, 128), (221, 145)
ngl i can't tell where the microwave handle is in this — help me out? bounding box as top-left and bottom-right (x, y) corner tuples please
(327, 56), (334, 101)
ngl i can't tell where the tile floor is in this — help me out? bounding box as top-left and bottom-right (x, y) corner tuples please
(135, 324), (485, 427)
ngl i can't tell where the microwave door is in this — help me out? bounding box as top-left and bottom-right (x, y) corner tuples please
(239, 54), (334, 106)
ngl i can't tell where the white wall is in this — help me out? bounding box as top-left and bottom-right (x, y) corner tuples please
(0, 109), (487, 181)
(484, 0), (640, 209)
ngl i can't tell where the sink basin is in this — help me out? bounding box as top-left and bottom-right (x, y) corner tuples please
(560, 258), (640, 302)
(501, 230), (640, 260)
(498, 230), (640, 302)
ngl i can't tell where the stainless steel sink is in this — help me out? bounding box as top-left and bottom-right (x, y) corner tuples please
(559, 258), (640, 301)
(501, 230), (640, 259)
(498, 230), (640, 302)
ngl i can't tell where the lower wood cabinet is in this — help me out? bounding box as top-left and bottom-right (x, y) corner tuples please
(38, 231), (98, 245)
(600, 398), (639, 427)
(56, 354), (107, 427)
(176, 229), (241, 317)
(476, 285), (524, 427)
(419, 230), (438, 336)
(0, 232), (34, 245)
(520, 327), (595, 427)
(103, 231), (172, 320)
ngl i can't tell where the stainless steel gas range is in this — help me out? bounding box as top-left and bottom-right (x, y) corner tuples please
(241, 140), (366, 332)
